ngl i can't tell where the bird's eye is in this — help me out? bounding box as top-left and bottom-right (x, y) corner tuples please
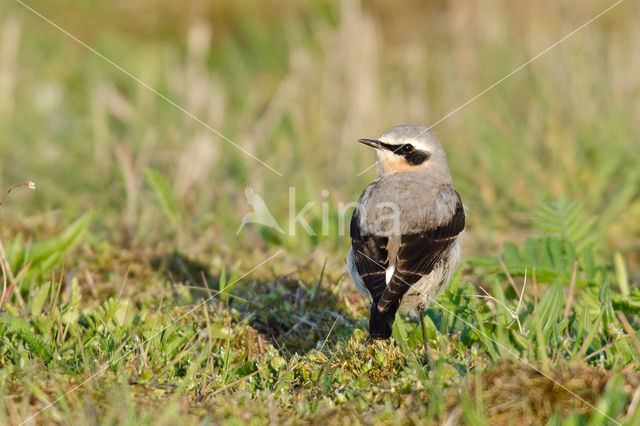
(402, 144), (413, 152)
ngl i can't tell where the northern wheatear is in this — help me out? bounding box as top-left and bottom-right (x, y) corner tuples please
(347, 124), (465, 353)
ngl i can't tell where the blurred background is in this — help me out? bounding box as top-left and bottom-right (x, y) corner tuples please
(0, 0), (639, 278)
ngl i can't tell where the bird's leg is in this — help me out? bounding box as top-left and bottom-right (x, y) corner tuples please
(418, 303), (431, 367)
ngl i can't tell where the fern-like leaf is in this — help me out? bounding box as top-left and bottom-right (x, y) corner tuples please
(532, 195), (598, 253)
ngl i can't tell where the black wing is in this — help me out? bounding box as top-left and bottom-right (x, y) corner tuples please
(372, 191), (465, 338)
(350, 208), (389, 305)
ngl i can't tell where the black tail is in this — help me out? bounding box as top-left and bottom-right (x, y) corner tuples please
(368, 302), (399, 340)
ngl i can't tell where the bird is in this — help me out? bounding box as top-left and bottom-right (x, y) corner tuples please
(347, 123), (465, 357)
(236, 187), (285, 235)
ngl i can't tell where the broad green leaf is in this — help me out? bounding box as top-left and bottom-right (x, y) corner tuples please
(30, 282), (52, 317)
(145, 168), (180, 226)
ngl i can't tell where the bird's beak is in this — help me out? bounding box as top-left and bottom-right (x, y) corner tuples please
(358, 138), (383, 150)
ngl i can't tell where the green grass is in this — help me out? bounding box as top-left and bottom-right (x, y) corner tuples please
(1, 0), (640, 424)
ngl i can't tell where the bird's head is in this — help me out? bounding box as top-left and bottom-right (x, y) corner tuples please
(358, 124), (451, 178)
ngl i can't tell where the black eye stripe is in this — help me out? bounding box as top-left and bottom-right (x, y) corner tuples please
(378, 142), (430, 165)
(379, 142), (412, 153)
(404, 150), (430, 165)
(378, 142), (402, 151)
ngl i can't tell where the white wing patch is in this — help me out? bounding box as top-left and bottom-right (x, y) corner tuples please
(385, 265), (395, 285)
